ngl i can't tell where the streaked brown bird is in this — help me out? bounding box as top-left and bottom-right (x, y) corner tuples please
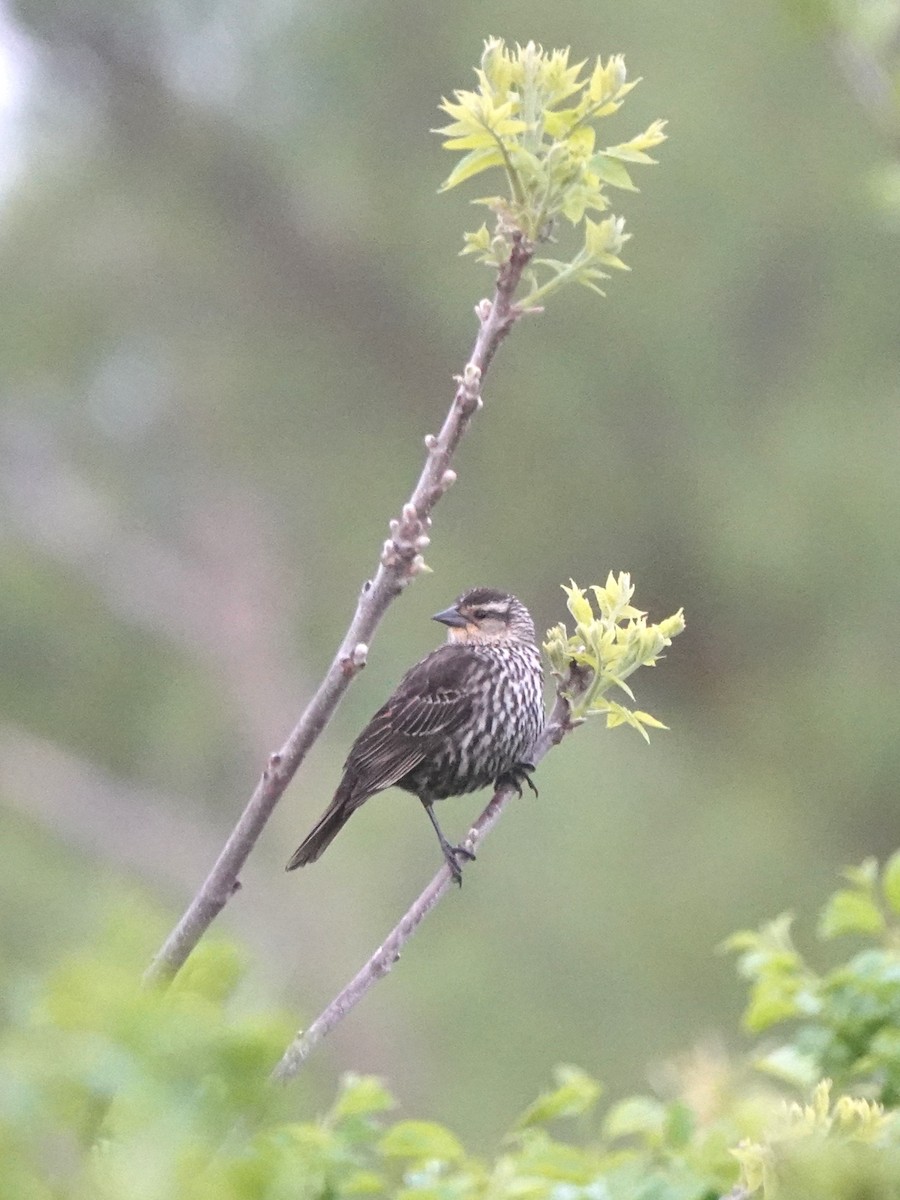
(285, 588), (544, 882)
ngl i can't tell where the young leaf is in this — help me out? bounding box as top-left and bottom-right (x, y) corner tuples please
(379, 1120), (465, 1163)
(513, 1065), (602, 1129)
(882, 850), (900, 915)
(818, 890), (886, 940)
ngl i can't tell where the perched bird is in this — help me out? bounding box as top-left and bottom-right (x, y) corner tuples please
(286, 588), (544, 883)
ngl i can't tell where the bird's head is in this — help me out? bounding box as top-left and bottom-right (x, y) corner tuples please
(432, 588), (536, 645)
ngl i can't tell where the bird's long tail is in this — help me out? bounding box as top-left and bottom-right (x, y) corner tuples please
(285, 786), (355, 871)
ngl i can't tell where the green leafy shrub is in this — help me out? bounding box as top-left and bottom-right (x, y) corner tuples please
(8, 862), (900, 1197)
(727, 852), (900, 1106)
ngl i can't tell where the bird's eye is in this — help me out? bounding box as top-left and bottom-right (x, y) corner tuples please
(472, 608), (505, 622)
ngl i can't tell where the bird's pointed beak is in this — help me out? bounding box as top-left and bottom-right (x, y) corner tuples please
(432, 605), (467, 628)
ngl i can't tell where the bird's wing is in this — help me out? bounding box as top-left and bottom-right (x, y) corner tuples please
(342, 646), (478, 799)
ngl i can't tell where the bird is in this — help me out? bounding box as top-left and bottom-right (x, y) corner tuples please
(285, 587), (544, 883)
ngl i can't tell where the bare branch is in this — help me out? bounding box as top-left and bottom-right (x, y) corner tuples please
(270, 664), (590, 1082)
(143, 236), (535, 986)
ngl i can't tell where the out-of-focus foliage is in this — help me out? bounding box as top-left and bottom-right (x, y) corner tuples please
(9, 861), (900, 1198)
(727, 851), (900, 1106)
(0, 903), (296, 1198)
(437, 38), (666, 303)
(732, 1079), (900, 1199)
(782, 0), (900, 219)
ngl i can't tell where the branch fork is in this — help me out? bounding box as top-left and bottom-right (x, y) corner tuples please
(271, 662), (590, 1082)
(144, 239), (534, 988)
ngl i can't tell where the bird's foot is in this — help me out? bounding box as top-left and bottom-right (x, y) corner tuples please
(441, 841), (476, 887)
(499, 762), (539, 799)
(422, 799), (476, 886)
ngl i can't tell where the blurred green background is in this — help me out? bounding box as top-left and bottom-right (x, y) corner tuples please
(1, 0), (898, 1149)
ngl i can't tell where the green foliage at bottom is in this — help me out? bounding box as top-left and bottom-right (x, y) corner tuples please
(6, 860), (900, 1199)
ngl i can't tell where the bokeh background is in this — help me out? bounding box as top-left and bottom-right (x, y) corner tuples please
(2, 0), (899, 1147)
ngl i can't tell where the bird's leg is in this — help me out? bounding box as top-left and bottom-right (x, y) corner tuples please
(497, 762), (539, 799)
(421, 799), (475, 886)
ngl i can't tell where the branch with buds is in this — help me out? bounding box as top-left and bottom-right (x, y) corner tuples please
(144, 257), (534, 986)
(145, 37), (666, 988)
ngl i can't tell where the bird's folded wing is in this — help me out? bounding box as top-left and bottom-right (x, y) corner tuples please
(344, 658), (476, 798)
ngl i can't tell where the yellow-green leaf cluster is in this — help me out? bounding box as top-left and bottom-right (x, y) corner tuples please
(543, 573), (685, 736)
(436, 38), (667, 306)
(732, 1080), (898, 1196)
